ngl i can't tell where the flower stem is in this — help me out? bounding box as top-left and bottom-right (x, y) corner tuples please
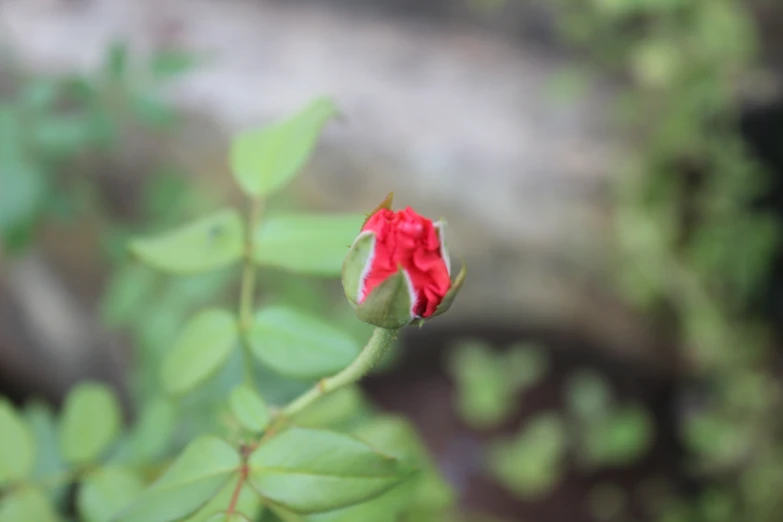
(225, 463), (249, 516)
(281, 327), (398, 418)
(239, 199), (263, 386)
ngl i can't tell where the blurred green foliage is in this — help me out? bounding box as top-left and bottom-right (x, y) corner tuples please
(0, 42), (191, 255)
(448, 339), (548, 429)
(560, 0), (783, 520)
(566, 371), (653, 469)
(1, 0), (780, 519)
(448, 340), (653, 508)
(465, 0), (783, 520)
(0, 72), (457, 519)
(487, 412), (568, 497)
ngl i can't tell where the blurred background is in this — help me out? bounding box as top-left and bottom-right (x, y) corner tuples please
(2, 0), (783, 521)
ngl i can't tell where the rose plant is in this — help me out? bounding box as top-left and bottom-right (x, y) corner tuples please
(0, 98), (464, 522)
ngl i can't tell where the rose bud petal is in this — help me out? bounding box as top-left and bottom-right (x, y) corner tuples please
(342, 193), (464, 329)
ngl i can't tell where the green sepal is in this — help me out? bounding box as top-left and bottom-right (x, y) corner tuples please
(432, 261), (466, 318)
(434, 219), (451, 276)
(341, 231), (375, 308)
(360, 192), (394, 229)
(355, 267), (414, 329)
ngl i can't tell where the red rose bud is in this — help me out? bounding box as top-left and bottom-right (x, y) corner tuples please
(342, 193), (466, 329)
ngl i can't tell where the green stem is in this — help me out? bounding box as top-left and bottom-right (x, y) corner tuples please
(239, 199), (263, 386)
(282, 327), (398, 418)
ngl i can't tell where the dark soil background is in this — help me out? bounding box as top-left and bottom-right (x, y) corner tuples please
(364, 322), (683, 522)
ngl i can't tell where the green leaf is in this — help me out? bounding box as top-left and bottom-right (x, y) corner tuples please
(19, 79), (59, 112)
(448, 340), (513, 429)
(0, 106), (47, 237)
(140, 170), (192, 221)
(59, 382), (122, 466)
(307, 484), (413, 522)
(351, 415), (454, 514)
(683, 410), (747, 463)
(78, 468), (144, 522)
(22, 401), (67, 504)
(488, 413), (567, 498)
(229, 385), (269, 433)
(127, 398), (177, 462)
(630, 38), (681, 88)
(129, 209), (244, 274)
(183, 477), (262, 522)
(204, 515), (251, 522)
(230, 98), (338, 197)
(131, 94), (177, 128)
(87, 106), (117, 150)
(264, 505), (304, 522)
(565, 370), (613, 419)
(506, 342), (549, 391)
(104, 41), (129, 80)
(161, 309), (238, 395)
(0, 153), (47, 240)
(581, 406), (653, 467)
(0, 399), (35, 486)
(290, 387), (368, 429)
(33, 115), (95, 157)
(0, 487), (59, 522)
(62, 75), (96, 103)
(253, 213), (364, 276)
(149, 50), (198, 80)
(100, 264), (157, 327)
(248, 427), (412, 514)
(249, 306), (359, 379)
(116, 436), (241, 522)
